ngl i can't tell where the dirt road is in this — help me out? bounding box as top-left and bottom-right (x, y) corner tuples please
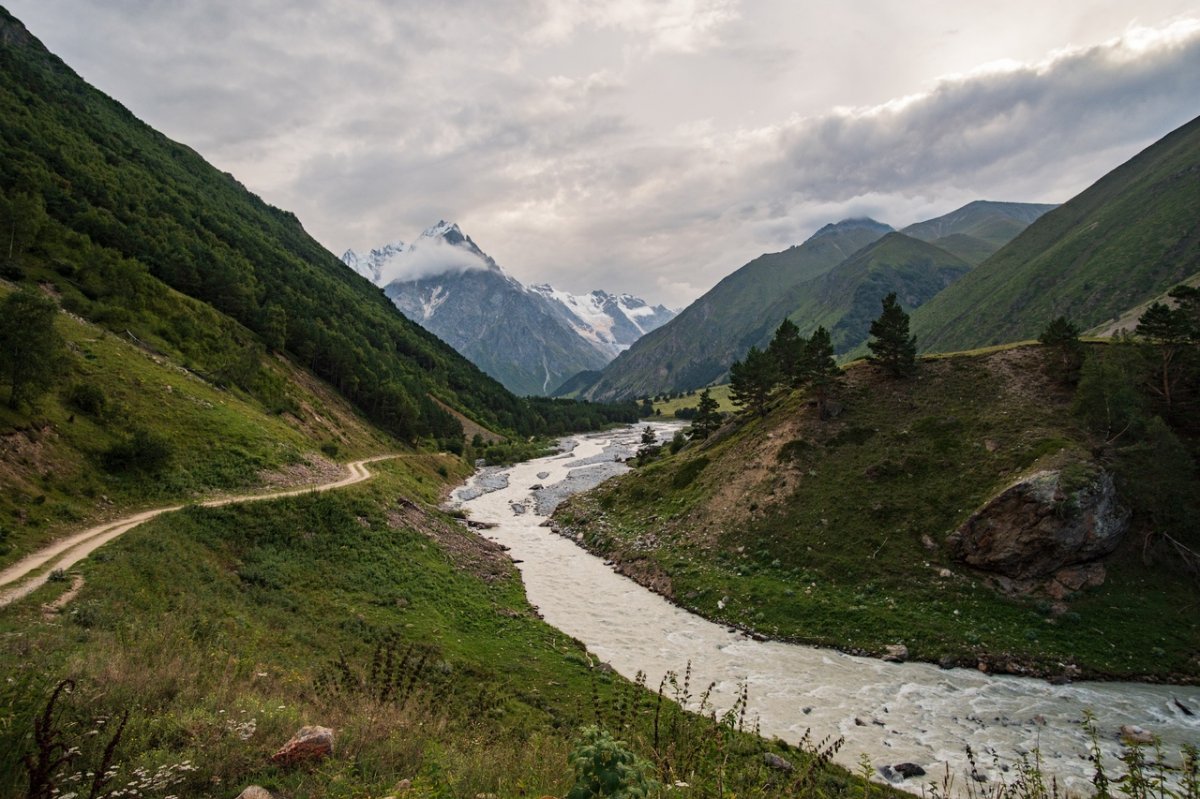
(0, 455), (397, 608)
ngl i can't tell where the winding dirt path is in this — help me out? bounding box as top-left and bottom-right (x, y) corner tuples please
(0, 454), (397, 609)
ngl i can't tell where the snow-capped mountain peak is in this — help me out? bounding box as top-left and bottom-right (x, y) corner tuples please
(420, 220), (464, 242)
(341, 221), (500, 286)
(528, 284), (675, 358)
(342, 240), (407, 284)
(344, 224), (675, 394)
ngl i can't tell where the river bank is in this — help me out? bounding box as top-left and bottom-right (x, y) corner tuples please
(450, 425), (1200, 794)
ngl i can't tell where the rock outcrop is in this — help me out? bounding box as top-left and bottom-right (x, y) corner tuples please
(271, 725), (335, 765)
(946, 468), (1129, 595)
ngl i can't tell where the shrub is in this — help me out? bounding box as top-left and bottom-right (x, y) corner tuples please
(566, 726), (654, 799)
(320, 441), (340, 458)
(64, 382), (106, 416)
(101, 428), (174, 473)
(671, 457), (709, 489)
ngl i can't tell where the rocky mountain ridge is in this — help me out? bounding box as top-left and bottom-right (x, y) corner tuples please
(342, 224), (675, 395)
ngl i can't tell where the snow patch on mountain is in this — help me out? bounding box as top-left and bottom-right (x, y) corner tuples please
(529, 285), (676, 357)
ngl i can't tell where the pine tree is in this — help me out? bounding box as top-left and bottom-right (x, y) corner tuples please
(802, 326), (842, 419)
(1038, 315), (1083, 382)
(729, 346), (778, 417)
(768, 319), (805, 387)
(1136, 302), (1192, 412)
(690, 388), (723, 439)
(867, 292), (917, 377)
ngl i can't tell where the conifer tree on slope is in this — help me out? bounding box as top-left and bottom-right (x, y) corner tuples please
(768, 318), (805, 388)
(1038, 315), (1083, 383)
(690, 388), (723, 438)
(729, 346), (778, 417)
(802, 326), (842, 419)
(867, 292), (917, 377)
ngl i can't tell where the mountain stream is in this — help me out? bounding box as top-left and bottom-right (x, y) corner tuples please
(450, 425), (1199, 792)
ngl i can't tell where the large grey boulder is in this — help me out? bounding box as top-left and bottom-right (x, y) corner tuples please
(946, 468), (1129, 591)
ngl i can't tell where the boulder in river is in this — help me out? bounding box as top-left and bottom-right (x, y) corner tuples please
(894, 763), (926, 779)
(945, 467), (1129, 593)
(1120, 724), (1154, 745)
(271, 725), (334, 765)
(883, 644), (909, 663)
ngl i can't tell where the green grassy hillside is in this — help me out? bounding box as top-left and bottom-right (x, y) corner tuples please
(763, 232), (970, 354)
(911, 115), (1200, 353)
(0, 280), (399, 569)
(554, 346), (1200, 681)
(0, 455), (876, 799)
(579, 220), (891, 402)
(901, 201), (1057, 265)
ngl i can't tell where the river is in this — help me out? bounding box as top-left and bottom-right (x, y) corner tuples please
(450, 424), (1200, 792)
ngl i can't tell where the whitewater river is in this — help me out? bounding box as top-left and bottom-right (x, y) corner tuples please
(450, 424), (1200, 792)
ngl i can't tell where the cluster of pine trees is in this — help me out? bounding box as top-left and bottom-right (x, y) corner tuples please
(729, 292), (918, 420)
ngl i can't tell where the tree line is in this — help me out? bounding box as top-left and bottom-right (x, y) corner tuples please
(728, 292), (917, 419)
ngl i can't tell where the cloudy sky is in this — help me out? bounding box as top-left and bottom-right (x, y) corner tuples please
(9, 1), (1200, 306)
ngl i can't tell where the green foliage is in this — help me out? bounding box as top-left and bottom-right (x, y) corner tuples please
(1135, 301), (1195, 344)
(1136, 296), (1199, 412)
(1118, 416), (1198, 549)
(774, 232), (971, 358)
(63, 381), (106, 417)
(1039, 316), (1084, 382)
(671, 456), (709, 489)
(729, 346), (778, 417)
(1170, 284), (1200, 335)
(584, 221), (889, 400)
(690, 388), (723, 439)
(866, 292), (917, 377)
(0, 189), (46, 262)
(768, 319), (805, 387)
(567, 726), (654, 799)
(802, 326), (842, 419)
(1072, 348), (1147, 443)
(0, 287), (64, 408)
(101, 428), (174, 474)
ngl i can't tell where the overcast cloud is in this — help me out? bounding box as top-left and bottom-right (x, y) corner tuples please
(8, 1), (1200, 305)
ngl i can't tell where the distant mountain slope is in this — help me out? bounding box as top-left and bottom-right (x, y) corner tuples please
(901, 201), (1057, 265)
(911, 115), (1200, 352)
(577, 219), (893, 401)
(765, 232), (971, 354)
(345, 224), (673, 395)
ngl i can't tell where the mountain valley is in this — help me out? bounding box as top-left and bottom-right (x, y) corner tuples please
(1, 5), (1199, 799)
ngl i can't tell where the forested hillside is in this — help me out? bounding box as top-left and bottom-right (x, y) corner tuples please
(0, 9), (633, 443)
